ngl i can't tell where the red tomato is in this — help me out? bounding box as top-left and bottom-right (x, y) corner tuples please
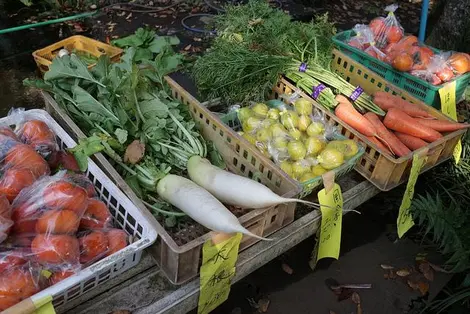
(50, 269), (75, 285)
(369, 17), (385, 36)
(65, 174), (96, 197)
(80, 199), (112, 230)
(0, 168), (37, 202)
(4, 144), (49, 178)
(12, 202), (41, 235)
(31, 234), (79, 265)
(106, 229), (128, 257)
(386, 26), (403, 43)
(36, 209), (80, 234)
(79, 231), (109, 264)
(48, 151), (80, 173)
(0, 251), (27, 274)
(43, 181), (88, 215)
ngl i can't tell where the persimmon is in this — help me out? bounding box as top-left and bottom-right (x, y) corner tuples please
(17, 120), (55, 147)
(448, 53), (469, 74)
(31, 234), (79, 265)
(369, 17), (385, 36)
(50, 269), (75, 285)
(36, 209), (80, 234)
(79, 231), (108, 264)
(106, 229), (128, 257)
(0, 268), (38, 298)
(4, 144), (49, 178)
(0, 251), (27, 274)
(43, 181), (88, 215)
(80, 199), (112, 230)
(386, 26), (403, 43)
(412, 48), (432, 71)
(0, 168), (37, 202)
(392, 53), (414, 72)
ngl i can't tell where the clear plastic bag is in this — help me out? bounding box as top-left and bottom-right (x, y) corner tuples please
(360, 26), (387, 62)
(372, 4), (404, 48)
(411, 53), (454, 85)
(348, 24), (372, 51)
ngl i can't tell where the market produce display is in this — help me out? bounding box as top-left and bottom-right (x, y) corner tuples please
(234, 98), (361, 184)
(192, 0), (385, 115)
(0, 113), (130, 311)
(344, 4), (470, 85)
(26, 29), (315, 240)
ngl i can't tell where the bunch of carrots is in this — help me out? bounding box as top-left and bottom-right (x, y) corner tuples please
(334, 92), (469, 157)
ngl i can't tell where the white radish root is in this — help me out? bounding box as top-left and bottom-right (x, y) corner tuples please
(156, 174), (272, 241)
(187, 156), (319, 209)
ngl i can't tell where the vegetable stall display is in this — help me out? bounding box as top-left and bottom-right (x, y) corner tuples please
(26, 31), (314, 242)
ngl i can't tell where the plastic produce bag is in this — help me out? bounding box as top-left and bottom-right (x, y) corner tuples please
(78, 228), (128, 266)
(410, 53), (455, 85)
(360, 26), (387, 62)
(0, 263), (42, 310)
(371, 4), (404, 49)
(348, 24), (372, 51)
(0, 195), (13, 244)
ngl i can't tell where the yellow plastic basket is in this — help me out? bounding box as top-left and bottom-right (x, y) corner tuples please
(33, 35), (123, 74)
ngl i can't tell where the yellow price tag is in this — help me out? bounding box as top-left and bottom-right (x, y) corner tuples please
(198, 233), (242, 314)
(439, 80), (461, 164)
(34, 296), (56, 314)
(397, 153), (427, 238)
(316, 183), (343, 261)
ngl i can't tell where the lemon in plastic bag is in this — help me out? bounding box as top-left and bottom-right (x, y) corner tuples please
(269, 123), (289, 138)
(299, 172), (317, 183)
(267, 108), (281, 120)
(281, 111), (299, 130)
(304, 137), (325, 156)
(298, 115), (311, 132)
(292, 160), (310, 178)
(256, 128), (271, 142)
(327, 140), (359, 159)
(311, 164), (327, 176)
(252, 103), (269, 118)
(272, 137), (288, 150)
(289, 129), (302, 140)
(238, 107), (253, 123)
(306, 121), (325, 137)
(294, 98), (313, 116)
(287, 141), (306, 161)
(280, 160), (293, 177)
(317, 148), (344, 170)
(242, 116), (263, 133)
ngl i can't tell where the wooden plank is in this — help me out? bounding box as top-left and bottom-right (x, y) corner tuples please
(69, 179), (379, 314)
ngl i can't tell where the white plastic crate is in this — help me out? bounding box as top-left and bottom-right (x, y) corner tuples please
(0, 109), (158, 312)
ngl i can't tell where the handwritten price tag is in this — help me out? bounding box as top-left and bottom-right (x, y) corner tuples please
(397, 153), (428, 238)
(198, 233), (242, 314)
(439, 81), (462, 164)
(316, 183), (343, 261)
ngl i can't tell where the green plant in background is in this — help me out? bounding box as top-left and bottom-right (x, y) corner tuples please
(18, 0), (98, 10)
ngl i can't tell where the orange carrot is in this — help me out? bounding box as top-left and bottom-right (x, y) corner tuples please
(394, 132), (428, 151)
(364, 112), (411, 157)
(367, 136), (392, 155)
(414, 118), (470, 132)
(335, 95), (377, 137)
(383, 108), (443, 142)
(373, 92), (435, 118)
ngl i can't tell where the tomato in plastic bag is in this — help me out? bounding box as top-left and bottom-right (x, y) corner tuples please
(4, 144), (49, 178)
(106, 229), (128, 257)
(0, 168), (37, 202)
(43, 180), (88, 215)
(80, 199), (112, 230)
(49, 269), (76, 285)
(36, 209), (80, 234)
(65, 173), (96, 198)
(31, 234), (80, 265)
(79, 230), (109, 265)
(16, 120), (58, 160)
(0, 267), (39, 310)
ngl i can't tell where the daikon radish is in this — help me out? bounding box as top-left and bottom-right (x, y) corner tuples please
(187, 156), (319, 209)
(156, 174), (272, 240)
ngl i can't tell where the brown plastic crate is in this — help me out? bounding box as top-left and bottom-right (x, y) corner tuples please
(293, 49), (465, 191)
(33, 35), (123, 74)
(42, 76), (300, 285)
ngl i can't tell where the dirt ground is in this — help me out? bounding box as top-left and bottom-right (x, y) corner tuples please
(0, 1), (452, 313)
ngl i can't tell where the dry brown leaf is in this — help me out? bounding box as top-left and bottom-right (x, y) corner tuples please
(418, 282), (429, 296)
(257, 298), (270, 313)
(281, 263), (293, 275)
(396, 269), (411, 277)
(429, 263), (451, 273)
(351, 292), (361, 304)
(124, 140), (145, 164)
(419, 262), (434, 281)
(408, 280), (420, 291)
(381, 264), (394, 270)
(389, 269), (397, 279)
(184, 44), (192, 51)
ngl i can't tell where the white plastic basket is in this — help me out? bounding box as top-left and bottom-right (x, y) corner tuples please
(0, 109), (158, 312)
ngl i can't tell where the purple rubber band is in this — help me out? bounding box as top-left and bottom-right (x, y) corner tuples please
(298, 63), (308, 72)
(350, 86), (364, 101)
(311, 84), (326, 100)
